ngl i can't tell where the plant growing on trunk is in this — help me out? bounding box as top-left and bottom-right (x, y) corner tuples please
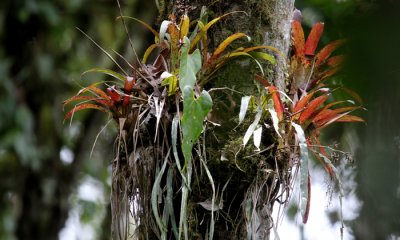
(64, 7), (364, 240)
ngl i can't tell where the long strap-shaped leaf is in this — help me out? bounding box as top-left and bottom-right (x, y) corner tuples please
(291, 122), (311, 224)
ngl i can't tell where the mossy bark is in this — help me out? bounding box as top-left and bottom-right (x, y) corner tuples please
(124, 1), (296, 239)
(168, 1), (293, 239)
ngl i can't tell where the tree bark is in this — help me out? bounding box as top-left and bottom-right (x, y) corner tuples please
(153, 1), (295, 239)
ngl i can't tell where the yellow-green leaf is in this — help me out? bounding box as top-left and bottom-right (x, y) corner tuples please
(82, 68), (125, 82)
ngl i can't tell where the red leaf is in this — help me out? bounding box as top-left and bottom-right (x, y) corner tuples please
(336, 115), (365, 123)
(313, 109), (336, 125)
(78, 84), (110, 100)
(123, 76), (136, 92)
(254, 74), (270, 88)
(63, 95), (112, 109)
(317, 111), (364, 129)
(309, 67), (339, 89)
(307, 136), (335, 178)
(326, 55), (344, 67)
(304, 22), (324, 57)
(313, 106), (360, 125)
(64, 104), (109, 122)
(291, 20), (305, 58)
(269, 86), (284, 121)
(299, 95), (329, 124)
(292, 91), (315, 120)
(123, 95), (130, 106)
(303, 173), (311, 224)
(107, 86), (121, 102)
(315, 40), (345, 66)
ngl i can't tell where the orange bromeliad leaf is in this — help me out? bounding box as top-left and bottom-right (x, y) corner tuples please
(313, 109), (336, 125)
(254, 74), (270, 88)
(211, 33), (249, 60)
(63, 95), (112, 109)
(315, 40), (345, 66)
(299, 95), (329, 124)
(310, 67), (339, 88)
(269, 86), (284, 121)
(317, 111), (364, 129)
(293, 91), (315, 119)
(123, 76), (136, 92)
(336, 115), (365, 122)
(313, 106), (360, 124)
(78, 84), (110, 100)
(326, 55), (344, 67)
(107, 86), (121, 102)
(304, 22), (324, 57)
(307, 136), (335, 178)
(64, 103), (109, 122)
(291, 20), (305, 58)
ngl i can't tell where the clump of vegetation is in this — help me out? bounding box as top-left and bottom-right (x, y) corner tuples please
(64, 8), (364, 240)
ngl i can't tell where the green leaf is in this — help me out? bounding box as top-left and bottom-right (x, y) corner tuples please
(181, 87), (212, 162)
(249, 51), (276, 64)
(161, 74), (178, 96)
(117, 16), (159, 40)
(291, 122), (310, 223)
(179, 37), (201, 91)
(82, 68), (125, 82)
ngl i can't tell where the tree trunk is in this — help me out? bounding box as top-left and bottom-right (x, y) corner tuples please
(111, 1), (295, 239)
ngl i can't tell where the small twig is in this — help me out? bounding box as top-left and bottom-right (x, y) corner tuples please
(243, 144), (275, 159)
(207, 87), (243, 95)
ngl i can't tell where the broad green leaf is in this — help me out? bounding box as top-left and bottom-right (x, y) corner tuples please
(181, 87), (212, 162)
(239, 96), (251, 125)
(291, 122), (310, 223)
(179, 37), (202, 90)
(82, 68), (125, 82)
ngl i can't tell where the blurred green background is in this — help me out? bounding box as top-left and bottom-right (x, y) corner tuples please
(0, 0), (399, 239)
